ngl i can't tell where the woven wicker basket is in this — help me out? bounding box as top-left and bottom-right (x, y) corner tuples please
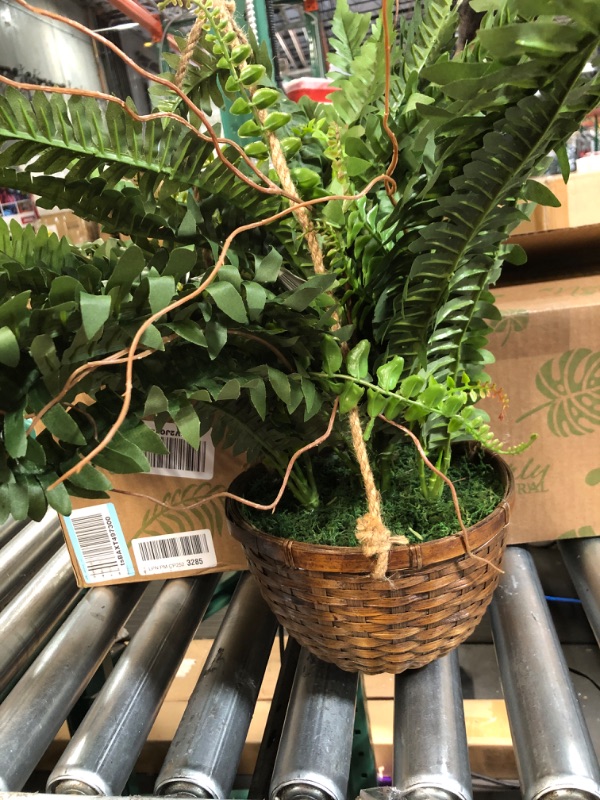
(227, 453), (514, 674)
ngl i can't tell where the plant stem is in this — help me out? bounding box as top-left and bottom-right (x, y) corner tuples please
(311, 371), (451, 420)
(413, 436), (454, 500)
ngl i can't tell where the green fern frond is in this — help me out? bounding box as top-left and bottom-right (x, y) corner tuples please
(381, 43), (600, 369)
(0, 216), (77, 277)
(400, 0), (457, 87)
(327, 0), (372, 77)
(0, 88), (278, 231)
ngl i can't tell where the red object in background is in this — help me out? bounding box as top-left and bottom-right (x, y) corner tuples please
(284, 78), (339, 104)
(105, 0), (163, 42)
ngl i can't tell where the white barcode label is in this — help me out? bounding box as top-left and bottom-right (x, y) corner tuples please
(132, 529), (216, 576)
(146, 424), (215, 480)
(64, 503), (134, 584)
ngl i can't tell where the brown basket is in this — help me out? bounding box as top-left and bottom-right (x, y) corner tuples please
(227, 454), (514, 674)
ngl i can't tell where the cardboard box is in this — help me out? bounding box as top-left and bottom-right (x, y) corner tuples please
(514, 171), (600, 235)
(35, 208), (99, 243)
(486, 272), (600, 543)
(60, 429), (248, 587)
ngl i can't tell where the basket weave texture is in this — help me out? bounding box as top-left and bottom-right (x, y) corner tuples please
(227, 454), (514, 674)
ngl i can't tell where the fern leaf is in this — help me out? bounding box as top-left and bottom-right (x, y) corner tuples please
(382, 45), (600, 370)
(0, 90), (278, 230)
(401, 0), (457, 86)
(327, 0), (372, 76)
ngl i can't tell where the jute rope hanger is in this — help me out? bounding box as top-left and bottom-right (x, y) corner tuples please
(173, 1), (414, 580)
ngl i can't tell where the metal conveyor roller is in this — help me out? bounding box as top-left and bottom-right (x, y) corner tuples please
(490, 547), (600, 800)
(1, 544), (600, 799)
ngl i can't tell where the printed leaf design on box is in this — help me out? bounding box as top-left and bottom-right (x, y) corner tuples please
(134, 482), (226, 539)
(517, 349), (600, 436)
(585, 469), (600, 487)
(559, 525), (599, 539)
(491, 311), (529, 346)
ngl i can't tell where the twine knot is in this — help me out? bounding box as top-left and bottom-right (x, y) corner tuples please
(356, 511), (393, 579)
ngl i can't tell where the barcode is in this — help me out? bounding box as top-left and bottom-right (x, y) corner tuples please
(148, 439), (207, 474)
(146, 424), (215, 479)
(66, 504), (133, 583)
(137, 532), (209, 562)
(132, 529), (217, 576)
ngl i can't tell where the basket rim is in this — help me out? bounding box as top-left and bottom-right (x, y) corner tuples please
(226, 451), (514, 574)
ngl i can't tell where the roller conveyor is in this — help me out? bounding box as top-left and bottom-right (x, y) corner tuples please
(1, 531), (600, 799)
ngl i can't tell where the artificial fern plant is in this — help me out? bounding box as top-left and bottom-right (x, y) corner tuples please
(0, 0), (599, 531)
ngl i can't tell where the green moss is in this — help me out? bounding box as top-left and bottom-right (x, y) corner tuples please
(242, 445), (504, 546)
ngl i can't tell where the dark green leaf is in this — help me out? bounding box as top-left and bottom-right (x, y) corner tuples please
(255, 248), (282, 283)
(106, 245), (146, 294)
(504, 244), (528, 266)
(249, 380), (267, 420)
(148, 275), (176, 315)
(205, 320), (227, 359)
(8, 480), (28, 520)
(45, 481), (72, 515)
(4, 408), (27, 459)
(555, 144), (571, 183)
(301, 377), (320, 420)
(49, 276), (83, 304)
(267, 366), (291, 404)
(140, 324), (165, 351)
(163, 247), (197, 279)
(0, 291), (31, 327)
(30, 333), (60, 376)
(144, 385), (169, 416)
(523, 178), (562, 208)
(66, 463), (113, 492)
(282, 274), (335, 312)
(0, 326), (19, 368)
(168, 319), (207, 347)
(127, 423), (169, 455)
(206, 282), (248, 324)
(80, 293), (111, 339)
(173, 403), (201, 449)
(345, 156), (372, 177)
(218, 379), (241, 400)
(94, 431), (151, 473)
(178, 208), (197, 238)
(243, 282), (267, 319)
(25, 478), (47, 521)
(42, 404), (87, 446)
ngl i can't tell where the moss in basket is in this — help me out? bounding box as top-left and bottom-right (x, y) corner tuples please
(242, 444), (504, 546)
(0, 0), (599, 539)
